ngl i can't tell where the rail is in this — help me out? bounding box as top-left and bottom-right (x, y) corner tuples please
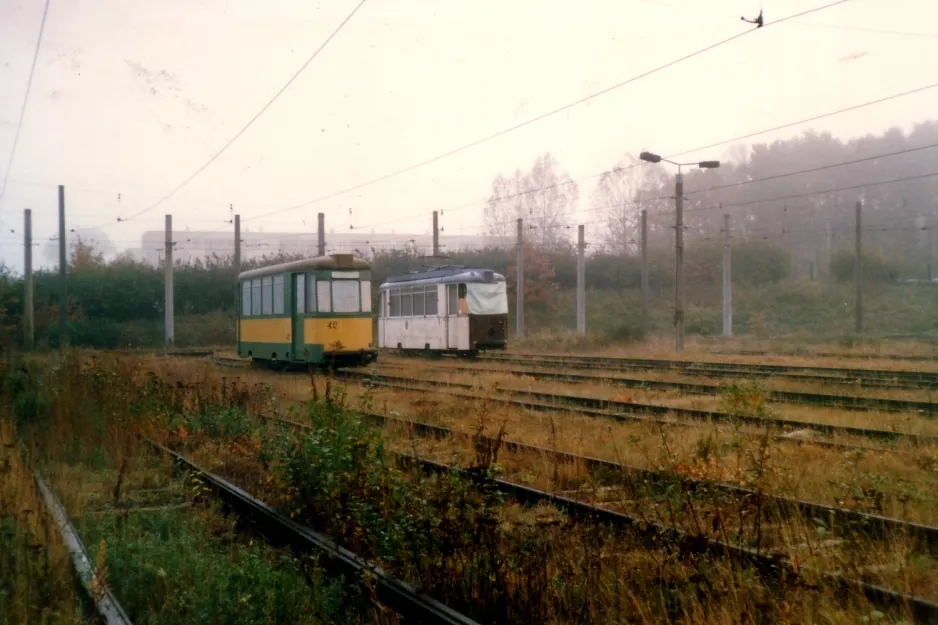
(143, 438), (480, 625)
(343, 410), (938, 555)
(35, 472), (134, 625)
(440, 362), (938, 414)
(476, 353), (938, 390)
(263, 414), (938, 625)
(336, 369), (936, 447)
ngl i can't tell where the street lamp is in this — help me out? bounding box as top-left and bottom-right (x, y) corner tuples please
(639, 151), (720, 353)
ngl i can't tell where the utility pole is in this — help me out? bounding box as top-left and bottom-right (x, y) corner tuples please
(24, 208), (33, 349)
(165, 214), (174, 346)
(516, 218), (524, 338)
(640, 209), (648, 322)
(674, 171), (685, 352)
(637, 150), (719, 352)
(432, 210), (440, 256)
(576, 224), (585, 334)
(234, 214), (241, 344)
(855, 200), (863, 334)
(825, 217), (832, 281)
(317, 212), (325, 256)
(929, 210), (935, 282)
(58, 185), (67, 350)
(722, 213), (732, 337)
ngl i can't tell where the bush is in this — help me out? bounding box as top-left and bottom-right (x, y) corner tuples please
(830, 249), (900, 283)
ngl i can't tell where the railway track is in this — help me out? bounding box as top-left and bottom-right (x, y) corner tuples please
(35, 472), (133, 625)
(335, 410), (938, 554)
(478, 353), (938, 391)
(262, 414), (938, 624)
(336, 369), (937, 448)
(432, 362), (938, 414)
(144, 438), (480, 625)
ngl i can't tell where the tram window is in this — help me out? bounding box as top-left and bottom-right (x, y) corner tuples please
(425, 286), (438, 315)
(262, 277), (273, 315)
(305, 274), (316, 312)
(295, 274), (305, 313)
(389, 289), (400, 317)
(273, 275), (284, 314)
(413, 286), (425, 316)
(251, 279), (262, 315)
(332, 280), (360, 313)
(401, 287), (413, 316)
(360, 280), (372, 313)
(447, 284), (457, 315)
(242, 281), (251, 316)
(317, 280), (331, 312)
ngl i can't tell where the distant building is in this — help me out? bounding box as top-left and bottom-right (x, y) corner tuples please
(134, 229), (503, 265)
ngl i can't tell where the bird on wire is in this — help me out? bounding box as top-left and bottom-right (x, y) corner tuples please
(741, 9), (764, 27)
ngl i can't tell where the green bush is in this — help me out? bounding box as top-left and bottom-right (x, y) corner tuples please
(830, 249), (901, 284)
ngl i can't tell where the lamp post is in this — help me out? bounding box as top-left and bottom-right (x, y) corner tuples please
(639, 151), (720, 353)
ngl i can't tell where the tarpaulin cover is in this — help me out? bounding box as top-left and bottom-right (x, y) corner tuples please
(466, 282), (508, 315)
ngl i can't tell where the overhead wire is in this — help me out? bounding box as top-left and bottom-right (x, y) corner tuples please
(85, 0), (369, 230)
(347, 79), (938, 234)
(0, 0), (52, 211)
(247, 0), (855, 223)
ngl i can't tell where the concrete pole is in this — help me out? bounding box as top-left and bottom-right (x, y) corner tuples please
(576, 224), (585, 334)
(165, 214), (174, 346)
(234, 214), (241, 343)
(855, 200), (863, 334)
(317, 212), (325, 256)
(24, 208), (33, 349)
(674, 171), (684, 352)
(432, 210), (440, 256)
(516, 217), (524, 338)
(722, 213), (732, 337)
(640, 209), (648, 322)
(58, 185), (67, 350)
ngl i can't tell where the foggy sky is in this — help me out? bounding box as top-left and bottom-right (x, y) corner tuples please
(1, 0), (937, 272)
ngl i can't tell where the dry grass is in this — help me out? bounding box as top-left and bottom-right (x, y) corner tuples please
(0, 420), (85, 624)
(371, 358), (938, 437)
(509, 332), (938, 372)
(24, 350), (936, 622)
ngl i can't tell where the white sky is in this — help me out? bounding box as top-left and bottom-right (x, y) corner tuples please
(1, 0), (937, 270)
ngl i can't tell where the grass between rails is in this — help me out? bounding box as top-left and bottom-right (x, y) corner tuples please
(2, 354), (370, 625)
(5, 351), (918, 624)
(503, 333), (938, 373)
(366, 361), (938, 437)
(46, 452), (364, 625)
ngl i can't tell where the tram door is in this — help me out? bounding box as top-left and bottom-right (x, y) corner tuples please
(445, 284), (458, 349)
(292, 273), (306, 360)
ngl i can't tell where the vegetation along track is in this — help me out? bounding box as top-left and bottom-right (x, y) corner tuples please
(434, 362), (938, 414)
(262, 413), (938, 625)
(143, 437), (481, 625)
(335, 368), (938, 448)
(297, 408), (938, 555)
(478, 353), (938, 391)
(33, 471), (133, 625)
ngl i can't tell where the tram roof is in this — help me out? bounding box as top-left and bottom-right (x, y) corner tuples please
(238, 254), (370, 280)
(381, 266), (504, 287)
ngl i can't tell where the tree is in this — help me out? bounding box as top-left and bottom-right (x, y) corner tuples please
(484, 153), (578, 251)
(506, 243), (557, 308)
(69, 236), (106, 270)
(590, 154), (671, 255)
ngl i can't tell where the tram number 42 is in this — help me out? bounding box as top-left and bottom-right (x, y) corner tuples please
(326, 321), (338, 330)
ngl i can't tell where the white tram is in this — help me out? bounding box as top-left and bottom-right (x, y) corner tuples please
(378, 266), (509, 355)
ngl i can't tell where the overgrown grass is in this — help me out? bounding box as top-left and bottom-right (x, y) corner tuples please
(5, 351), (927, 623)
(0, 419), (85, 625)
(75, 492), (358, 624)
